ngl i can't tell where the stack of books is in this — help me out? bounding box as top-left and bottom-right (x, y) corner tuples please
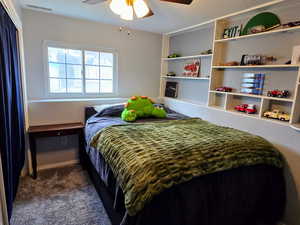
(240, 73), (265, 95)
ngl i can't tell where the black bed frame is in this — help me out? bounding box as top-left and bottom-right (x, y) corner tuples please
(81, 107), (122, 225)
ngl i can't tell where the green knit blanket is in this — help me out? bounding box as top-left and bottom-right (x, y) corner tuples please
(90, 118), (283, 216)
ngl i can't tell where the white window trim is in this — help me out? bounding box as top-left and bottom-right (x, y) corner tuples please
(43, 40), (119, 99)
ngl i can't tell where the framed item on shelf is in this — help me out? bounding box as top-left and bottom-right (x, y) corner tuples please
(165, 81), (178, 98)
(183, 60), (200, 77)
(292, 45), (300, 65)
(223, 25), (243, 38)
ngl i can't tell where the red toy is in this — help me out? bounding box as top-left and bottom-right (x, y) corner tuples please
(235, 104), (257, 114)
(215, 87), (233, 92)
(267, 89), (289, 98)
(235, 104), (248, 112)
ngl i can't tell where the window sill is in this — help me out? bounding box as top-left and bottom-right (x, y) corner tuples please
(27, 97), (128, 103)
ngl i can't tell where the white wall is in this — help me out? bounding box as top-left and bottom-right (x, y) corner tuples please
(23, 9), (162, 101)
(22, 9), (162, 166)
(163, 98), (300, 225)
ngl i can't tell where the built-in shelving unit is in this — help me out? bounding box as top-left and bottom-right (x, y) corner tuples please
(160, 0), (300, 130)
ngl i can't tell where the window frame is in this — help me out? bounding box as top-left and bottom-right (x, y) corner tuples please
(43, 40), (118, 99)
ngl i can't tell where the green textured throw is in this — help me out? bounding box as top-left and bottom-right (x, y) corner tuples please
(90, 118), (283, 216)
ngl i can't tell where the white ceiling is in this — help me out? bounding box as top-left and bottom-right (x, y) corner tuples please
(19, 0), (274, 33)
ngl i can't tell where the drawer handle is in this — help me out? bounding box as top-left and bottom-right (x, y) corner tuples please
(57, 132), (61, 136)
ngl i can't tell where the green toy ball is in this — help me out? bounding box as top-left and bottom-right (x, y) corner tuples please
(121, 96), (167, 122)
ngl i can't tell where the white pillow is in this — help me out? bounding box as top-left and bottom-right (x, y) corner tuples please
(93, 103), (125, 113)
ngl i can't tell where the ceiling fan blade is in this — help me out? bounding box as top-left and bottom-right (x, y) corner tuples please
(160, 0), (193, 5)
(142, 9), (154, 18)
(82, 0), (106, 5)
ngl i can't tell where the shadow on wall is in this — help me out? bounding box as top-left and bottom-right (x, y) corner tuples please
(277, 143), (300, 225)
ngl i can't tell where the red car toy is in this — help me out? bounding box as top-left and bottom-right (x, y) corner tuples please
(215, 87), (232, 92)
(267, 89), (289, 98)
(235, 104), (257, 114)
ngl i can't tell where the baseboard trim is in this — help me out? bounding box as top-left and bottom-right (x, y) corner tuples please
(37, 159), (80, 171)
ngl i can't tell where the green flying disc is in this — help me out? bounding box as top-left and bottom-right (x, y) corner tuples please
(242, 12), (281, 35)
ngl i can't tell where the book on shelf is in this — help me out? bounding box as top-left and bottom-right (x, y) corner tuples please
(240, 73), (265, 95)
(165, 81), (178, 98)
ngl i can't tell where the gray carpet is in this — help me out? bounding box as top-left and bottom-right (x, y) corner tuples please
(11, 165), (112, 225)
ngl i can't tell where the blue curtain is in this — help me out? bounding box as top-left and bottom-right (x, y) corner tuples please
(0, 3), (25, 220)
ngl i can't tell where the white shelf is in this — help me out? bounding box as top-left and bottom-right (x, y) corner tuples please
(226, 109), (260, 119)
(209, 105), (225, 111)
(215, 26), (300, 43)
(260, 117), (290, 126)
(290, 123), (300, 131)
(162, 97), (206, 107)
(212, 65), (300, 69)
(162, 54), (212, 61)
(209, 90), (294, 102)
(161, 76), (210, 80)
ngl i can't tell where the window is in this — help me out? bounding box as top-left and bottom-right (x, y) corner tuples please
(46, 43), (116, 97)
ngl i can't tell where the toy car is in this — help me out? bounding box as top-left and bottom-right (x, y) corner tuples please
(263, 109), (290, 121)
(235, 104), (257, 114)
(267, 89), (289, 98)
(235, 104), (248, 112)
(245, 104), (257, 114)
(215, 87), (232, 92)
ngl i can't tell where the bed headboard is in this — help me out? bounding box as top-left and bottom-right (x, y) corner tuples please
(85, 107), (98, 123)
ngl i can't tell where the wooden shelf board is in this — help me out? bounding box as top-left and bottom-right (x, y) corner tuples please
(162, 97), (206, 107)
(212, 65), (300, 69)
(161, 76), (210, 80)
(215, 25), (300, 43)
(162, 54), (212, 61)
(260, 117), (290, 126)
(290, 123), (300, 131)
(226, 109), (260, 119)
(209, 90), (228, 95)
(209, 91), (294, 102)
(208, 105), (225, 111)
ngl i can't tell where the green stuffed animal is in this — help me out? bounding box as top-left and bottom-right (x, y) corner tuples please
(121, 96), (167, 122)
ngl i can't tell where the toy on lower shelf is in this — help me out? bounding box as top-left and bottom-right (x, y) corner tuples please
(267, 89), (289, 98)
(166, 72), (176, 77)
(235, 104), (257, 114)
(263, 109), (290, 122)
(168, 53), (181, 58)
(215, 87), (233, 92)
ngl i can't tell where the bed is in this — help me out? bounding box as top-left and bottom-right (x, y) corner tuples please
(81, 104), (286, 225)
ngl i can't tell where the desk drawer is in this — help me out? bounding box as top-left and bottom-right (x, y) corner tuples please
(31, 128), (82, 138)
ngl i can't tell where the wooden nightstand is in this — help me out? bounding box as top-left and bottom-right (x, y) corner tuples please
(28, 123), (85, 179)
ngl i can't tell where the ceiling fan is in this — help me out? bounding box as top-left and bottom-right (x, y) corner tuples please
(82, 0), (193, 21)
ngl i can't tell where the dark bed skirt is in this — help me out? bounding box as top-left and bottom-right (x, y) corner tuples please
(80, 148), (286, 225)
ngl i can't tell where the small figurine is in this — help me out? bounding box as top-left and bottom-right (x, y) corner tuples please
(263, 109), (290, 122)
(267, 89), (289, 98)
(201, 49), (212, 55)
(166, 72), (176, 77)
(215, 87), (232, 92)
(235, 104), (257, 114)
(282, 21), (300, 28)
(168, 53), (181, 58)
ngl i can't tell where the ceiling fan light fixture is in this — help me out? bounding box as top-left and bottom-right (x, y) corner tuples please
(109, 0), (126, 15)
(133, 0), (149, 18)
(120, 4), (134, 20)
